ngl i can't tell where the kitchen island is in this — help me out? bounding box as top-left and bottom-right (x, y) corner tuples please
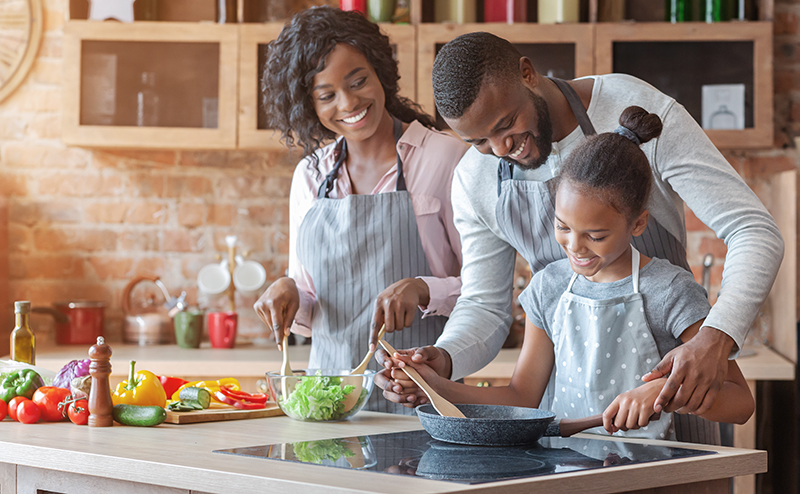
(0, 410), (766, 494)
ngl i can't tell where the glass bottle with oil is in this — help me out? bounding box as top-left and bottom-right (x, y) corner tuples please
(11, 301), (35, 365)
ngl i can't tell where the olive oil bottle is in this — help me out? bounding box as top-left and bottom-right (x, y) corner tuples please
(10, 301), (35, 365)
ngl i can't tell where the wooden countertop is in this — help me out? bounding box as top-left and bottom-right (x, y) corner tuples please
(32, 343), (795, 382)
(0, 412), (767, 493)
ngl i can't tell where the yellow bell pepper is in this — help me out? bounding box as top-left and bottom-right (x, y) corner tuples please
(170, 378), (240, 404)
(112, 360), (167, 407)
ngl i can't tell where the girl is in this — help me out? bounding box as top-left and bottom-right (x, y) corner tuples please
(389, 106), (753, 438)
(253, 7), (467, 414)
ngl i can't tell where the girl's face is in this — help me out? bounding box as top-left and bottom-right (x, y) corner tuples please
(554, 180), (648, 283)
(311, 43), (387, 142)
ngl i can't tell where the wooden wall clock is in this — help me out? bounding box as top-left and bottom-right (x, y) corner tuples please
(0, 0), (43, 103)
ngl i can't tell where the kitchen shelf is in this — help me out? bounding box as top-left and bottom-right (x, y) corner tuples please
(63, 21), (239, 149)
(416, 22), (595, 123)
(238, 22), (417, 150)
(595, 21), (773, 149)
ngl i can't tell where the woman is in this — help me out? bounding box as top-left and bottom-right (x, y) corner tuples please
(253, 6), (467, 413)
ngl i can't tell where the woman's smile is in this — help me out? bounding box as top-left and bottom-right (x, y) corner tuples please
(340, 106), (370, 125)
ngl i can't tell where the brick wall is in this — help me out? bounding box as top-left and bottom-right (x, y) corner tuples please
(0, 0), (797, 348)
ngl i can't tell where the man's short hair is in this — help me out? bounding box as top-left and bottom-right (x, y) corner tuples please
(432, 32), (523, 119)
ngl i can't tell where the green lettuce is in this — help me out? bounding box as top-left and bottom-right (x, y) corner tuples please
(280, 371), (357, 421)
(293, 439), (355, 464)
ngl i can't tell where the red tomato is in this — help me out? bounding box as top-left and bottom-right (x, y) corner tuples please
(32, 386), (72, 422)
(8, 396), (27, 421)
(16, 399), (40, 424)
(67, 399), (89, 426)
(0, 399), (6, 421)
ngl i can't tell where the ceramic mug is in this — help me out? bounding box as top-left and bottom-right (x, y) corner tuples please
(233, 259), (267, 293)
(174, 310), (204, 349)
(197, 261), (231, 294)
(208, 311), (237, 349)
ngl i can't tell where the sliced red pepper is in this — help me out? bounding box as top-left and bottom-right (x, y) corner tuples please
(232, 399), (265, 410)
(214, 390), (266, 410)
(219, 384), (268, 404)
(159, 376), (189, 399)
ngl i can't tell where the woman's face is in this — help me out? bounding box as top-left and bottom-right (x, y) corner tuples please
(311, 43), (387, 142)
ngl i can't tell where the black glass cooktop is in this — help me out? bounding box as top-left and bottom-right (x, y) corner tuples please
(214, 430), (714, 484)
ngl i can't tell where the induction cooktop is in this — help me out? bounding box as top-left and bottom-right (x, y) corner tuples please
(214, 429), (714, 484)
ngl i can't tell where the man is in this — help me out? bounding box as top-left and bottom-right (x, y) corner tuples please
(373, 32), (783, 443)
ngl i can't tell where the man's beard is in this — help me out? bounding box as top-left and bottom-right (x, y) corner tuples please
(504, 89), (553, 171)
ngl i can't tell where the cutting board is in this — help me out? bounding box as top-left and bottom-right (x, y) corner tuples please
(165, 403), (283, 424)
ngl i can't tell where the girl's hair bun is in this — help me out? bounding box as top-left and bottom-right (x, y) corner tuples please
(619, 106), (663, 145)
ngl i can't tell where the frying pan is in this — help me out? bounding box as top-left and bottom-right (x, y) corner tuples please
(416, 403), (604, 446)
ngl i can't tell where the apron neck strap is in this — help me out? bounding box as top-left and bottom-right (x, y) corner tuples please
(566, 246), (641, 293)
(548, 77), (596, 136)
(318, 116), (406, 199)
(631, 246), (641, 293)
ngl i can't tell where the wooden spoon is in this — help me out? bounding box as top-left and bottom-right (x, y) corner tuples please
(379, 339), (466, 418)
(350, 324), (386, 375)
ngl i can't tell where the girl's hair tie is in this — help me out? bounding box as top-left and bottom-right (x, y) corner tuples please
(614, 125), (641, 146)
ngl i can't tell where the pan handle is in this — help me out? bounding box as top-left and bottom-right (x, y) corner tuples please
(556, 414), (605, 437)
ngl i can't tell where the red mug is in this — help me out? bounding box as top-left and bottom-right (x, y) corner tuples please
(207, 312), (237, 349)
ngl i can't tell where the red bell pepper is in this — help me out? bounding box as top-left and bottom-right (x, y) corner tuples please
(214, 390), (266, 410)
(219, 384), (268, 404)
(159, 376), (189, 399)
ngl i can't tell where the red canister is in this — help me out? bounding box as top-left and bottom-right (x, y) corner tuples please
(53, 301), (105, 345)
(340, 0), (368, 15)
(484, 0), (526, 22)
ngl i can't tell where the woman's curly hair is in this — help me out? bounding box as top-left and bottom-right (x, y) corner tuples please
(262, 6), (438, 170)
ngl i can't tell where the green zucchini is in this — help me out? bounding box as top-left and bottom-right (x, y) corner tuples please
(112, 404), (167, 427)
(178, 387), (211, 409)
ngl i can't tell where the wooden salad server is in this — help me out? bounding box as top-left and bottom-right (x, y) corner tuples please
(379, 339), (466, 419)
(350, 324), (386, 375)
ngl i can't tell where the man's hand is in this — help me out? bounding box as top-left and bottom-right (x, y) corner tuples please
(369, 278), (430, 352)
(642, 327), (734, 414)
(373, 345), (451, 407)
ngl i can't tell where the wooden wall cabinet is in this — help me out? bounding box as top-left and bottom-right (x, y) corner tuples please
(595, 22), (774, 149)
(63, 21), (239, 149)
(238, 23), (416, 150)
(62, 20), (772, 151)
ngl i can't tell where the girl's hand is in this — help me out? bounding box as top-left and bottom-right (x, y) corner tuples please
(602, 378), (666, 434)
(373, 345), (451, 408)
(369, 278), (431, 352)
(253, 277), (300, 350)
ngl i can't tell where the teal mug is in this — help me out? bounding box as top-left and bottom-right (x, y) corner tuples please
(174, 310), (204, 349)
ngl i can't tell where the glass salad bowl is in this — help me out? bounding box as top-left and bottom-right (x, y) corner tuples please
(267, 369), (375, 422)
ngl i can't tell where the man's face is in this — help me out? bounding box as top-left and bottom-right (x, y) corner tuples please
(444, 77), (553, 170)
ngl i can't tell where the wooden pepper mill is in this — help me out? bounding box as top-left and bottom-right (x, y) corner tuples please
(88, 336), (114, 427)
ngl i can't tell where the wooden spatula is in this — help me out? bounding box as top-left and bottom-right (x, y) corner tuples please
(378, 339), (466, 418)
(350, 324), (386, 375)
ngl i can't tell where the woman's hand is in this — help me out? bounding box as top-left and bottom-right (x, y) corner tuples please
(253, 277), (300, 349)
(369, 278), (430, 351)
(602, 378), (666, 434)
